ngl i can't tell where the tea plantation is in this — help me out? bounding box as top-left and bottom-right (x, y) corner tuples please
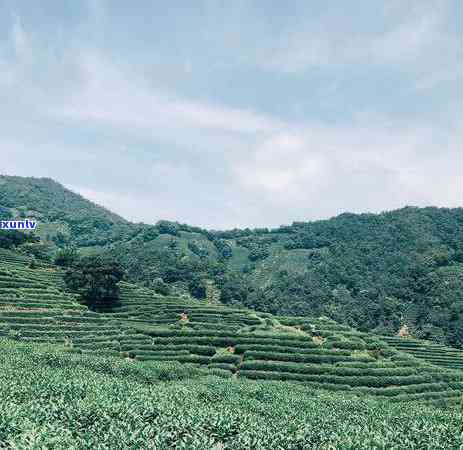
(2, 248), (463, 405)
(1, 338), (463, 449)
(381, 335), (463, 371)
(2, 248), (463, 448)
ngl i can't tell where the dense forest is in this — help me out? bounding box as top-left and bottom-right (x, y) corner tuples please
(1, 175), (463, 347)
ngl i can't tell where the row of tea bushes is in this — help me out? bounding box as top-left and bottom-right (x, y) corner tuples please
(382, 335), (463, 370)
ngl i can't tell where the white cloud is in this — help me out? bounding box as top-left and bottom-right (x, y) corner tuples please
(11, 15), (31, 62)
(232, 120), (463, 221)
(1, 3), (463, 229)
(234, 133), (330, 197)
(66, 184), (176, 224)
(42, 50), (284, 137)
(256, 1), (458, 79)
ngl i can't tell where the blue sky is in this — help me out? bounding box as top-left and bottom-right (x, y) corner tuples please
(1, 0), (462, 229)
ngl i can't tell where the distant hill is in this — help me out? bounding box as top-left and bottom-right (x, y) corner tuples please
(1, 174), (463, 347)
(0, 175), (132, 247)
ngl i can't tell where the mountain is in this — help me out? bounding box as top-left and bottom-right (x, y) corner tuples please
(1, 174), (463, 347)
(0, 175), (132, 247)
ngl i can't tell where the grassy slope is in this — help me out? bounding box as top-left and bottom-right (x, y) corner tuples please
(2, 248), (463, 405)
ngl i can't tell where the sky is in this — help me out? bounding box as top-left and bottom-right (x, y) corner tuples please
(1, 0), (462, 229)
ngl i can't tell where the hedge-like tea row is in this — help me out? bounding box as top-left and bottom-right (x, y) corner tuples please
(76, 341), (121, 350)
(145, 336), (321, 349)
(0, 316), (56, 324)
(7, 323), (119, 332)
(73, 334), (141, 344)
(239, 370), (352, 391)
(239, 368), (430, 387)
(208, 363), (237, 372)
(135, 354), (210, 364)
(382, 336), (463, 370)
(120, 343), (217, 356)
(235, 344), (349, 356)
(0, 301), (84, 310)
(402, 351), (463, 360)
(243, 351), (374, 364)
(186, 322), (241, 332)
(385, 390), (463, 403)
(210, 354), (241, 364)
(355, 382), (449, 397)
(335, 360), (397, 368)
(206, 367), (234, 378)
(130, 349), (190, 357)
(240, 360), (417, 377)
(325, 340), (367, 351)
(3, 253), (463, 401)
(137, 328), (315, 342)
(134, 328), (233, 338)
(12, 330), (123, 338)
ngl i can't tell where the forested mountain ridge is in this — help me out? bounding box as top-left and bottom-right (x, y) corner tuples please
(1, 174), (463, 347)
(0, 175), (131, 247)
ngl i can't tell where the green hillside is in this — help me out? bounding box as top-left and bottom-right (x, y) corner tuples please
(2, 248), (463, 406)
(0, 175), (132, 247)
(2, 242), (463, 447)
(1, 174), (463, 349)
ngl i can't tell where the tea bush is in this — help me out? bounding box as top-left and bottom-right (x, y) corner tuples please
(1, 339), (463, 449)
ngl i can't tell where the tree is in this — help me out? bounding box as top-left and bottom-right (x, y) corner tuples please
(52, 231), (70, 246)
(188, 276), (207, 299)
(0, 230), (38, 249)
(157, 220), (179, 236)
(54, 247), (79, 267)
(19, 241), (53, 262)
(151, 277), (171, 295)
(0, 206), (12, 220)
(64, 255), (124, 309)
(0, 206), (39, 250)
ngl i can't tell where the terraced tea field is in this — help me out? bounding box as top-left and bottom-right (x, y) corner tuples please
(2, 248), (463, 405)
(3, 338), (463, 449)
(381, 335), (463, 371)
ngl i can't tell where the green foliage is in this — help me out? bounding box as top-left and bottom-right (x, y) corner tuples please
(3, 175), (463, 347)
(0, 205), (12, 220)
(150, 277), (171, 295)
(0, 175), (132, 247)
(0, 228), (39, 250)
(54, 246), (79, 267)
(3, 248), (463, 421)
(213, 238), (233, 258)
(63, 255), (124, 308)
(188, 240), (209, 258)
(107, 206), (463, 347)
(2, 339), (463, 449)
(157, 220), (180, 236)
(188, 275), (207, 299)
(18, 241), (54, 262)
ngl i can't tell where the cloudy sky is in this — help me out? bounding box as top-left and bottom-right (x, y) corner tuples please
(1, 1), (462, 229)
